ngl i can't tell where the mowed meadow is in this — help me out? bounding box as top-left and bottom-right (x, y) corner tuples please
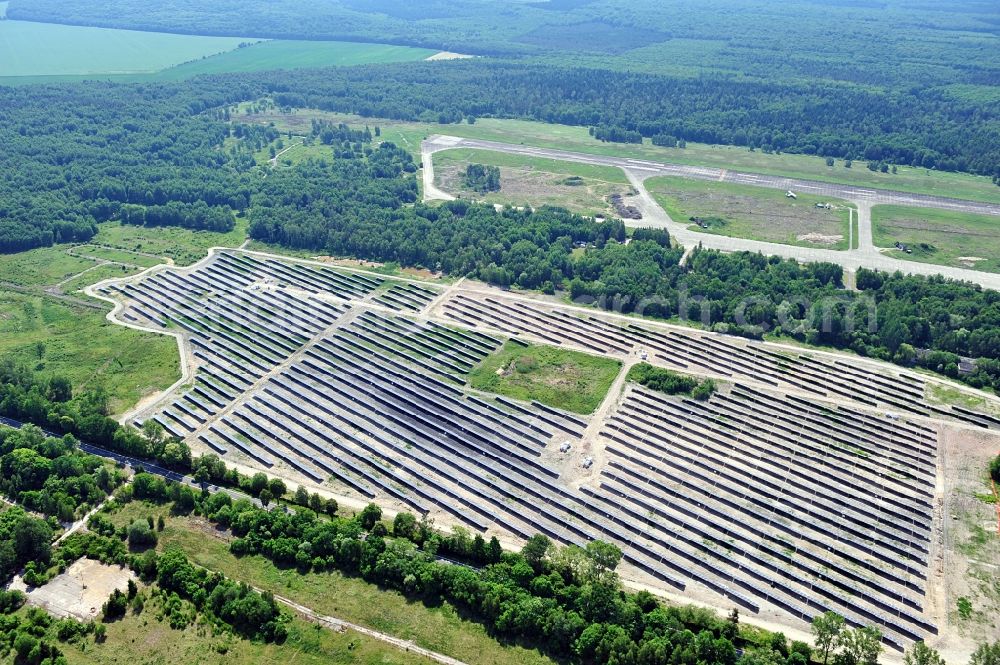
(0, 10), (436, 83)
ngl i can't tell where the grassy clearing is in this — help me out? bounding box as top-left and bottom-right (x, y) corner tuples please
(0, 20), (248, 78)
(434, 148), (630, 216)
(435, 148), (629, 184)
(0, 291), (178, 414)
(58, 264), (141, 295)
(90, 218), (249, 266)
(646, 176), (852, 249)
(100, 506), (555, 665)
(45, 595), (430, 665)
(926, 383), (1000, 418)
(238, 111), (1000, 205)
(871, 204), (1000, 273)
(0, 236), (185, 415)
(0, 247), (98, 288)
(68, 245), (164, 268)
(468, 340), (621, 415)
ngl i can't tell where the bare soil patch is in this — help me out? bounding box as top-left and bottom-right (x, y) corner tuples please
(796, 232), (844, 245)
(12, 558), (136, 621)
(425, 51), (474, 61)
(934, 425), (1000, 660)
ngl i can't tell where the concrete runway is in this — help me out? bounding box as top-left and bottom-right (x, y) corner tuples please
(423, 136), (1000, 290)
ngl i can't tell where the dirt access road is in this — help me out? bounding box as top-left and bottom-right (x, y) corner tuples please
(422, 136), (1000, 290)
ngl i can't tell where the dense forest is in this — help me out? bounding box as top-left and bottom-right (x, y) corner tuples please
(2, 56), (997, 254)
(252, 62), (1000, 179)
(0, 82), (252, 252)
(0, 357), (194, 469)
(464, 163), (502, 193)
(8, 0), (999, 91)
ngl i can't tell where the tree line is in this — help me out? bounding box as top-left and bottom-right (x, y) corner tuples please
(244, 146), (1000, 391)
(247, 62), (1000, 180)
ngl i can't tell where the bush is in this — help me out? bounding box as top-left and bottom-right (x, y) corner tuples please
(127, 521), (158, 550)
(0, 589), (26, 614)
(102, 589), (128, 620)
(627, 363), (698, 395)
(691, 379), (716, 401)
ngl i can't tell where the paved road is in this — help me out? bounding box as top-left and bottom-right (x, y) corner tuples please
(425, 135), (1000, 216)
(423, 136), (1000, 291)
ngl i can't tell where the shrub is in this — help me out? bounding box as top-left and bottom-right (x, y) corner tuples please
(127, 521), (158, 550)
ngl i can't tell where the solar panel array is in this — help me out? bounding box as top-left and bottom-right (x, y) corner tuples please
(98, 251), (958, 649)
(442, 293), (997, 430)
(594, 385), (938, 649)
(373, 282), (441, 312)
(106, 251), (381, 439)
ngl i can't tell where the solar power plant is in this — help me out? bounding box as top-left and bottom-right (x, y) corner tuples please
(441, 293), (998, 429)
(99, 249), (1000, 651)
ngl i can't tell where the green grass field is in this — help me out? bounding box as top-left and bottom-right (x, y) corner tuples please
(646, 176), (852, 250)
(58, 263), (140, 295)
(433, 148), (630, 216)
(67, 245), (164, 268)
(0, 20), (249, 77)
(155, 39), (434, 80)
(0, 19), (433, 83)
(0, 227), (237, 415)
(468, 340), (621, 415)
(242, 110), (1000, 206)
(41, 591), (430, 665)
(0, 290), (179, 414)
(434, 148), (629, 184)
(871, 205), (1000, 273)
(0, 246), (99, 287)
(102, 503), (556, 665)
(90, 218), (249, 266)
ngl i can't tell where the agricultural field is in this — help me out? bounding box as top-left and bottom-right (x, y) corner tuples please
(645, 176), (853, 249)
(237, 110), (1000, 205)
(433, 148), (631, 217)
(0, 18), (434, 84)
(872, 205), (1000, 273)
(467, 340), (622, 415)
(0, 19), (250, 79)
(154, 39), (435, 80)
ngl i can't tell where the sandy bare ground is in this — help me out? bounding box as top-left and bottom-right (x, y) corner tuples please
(932, 425), (1000, 662)
(10, 558), (136, 621)
(425, 51), (474, 61)
(797, 232), (844, 245)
